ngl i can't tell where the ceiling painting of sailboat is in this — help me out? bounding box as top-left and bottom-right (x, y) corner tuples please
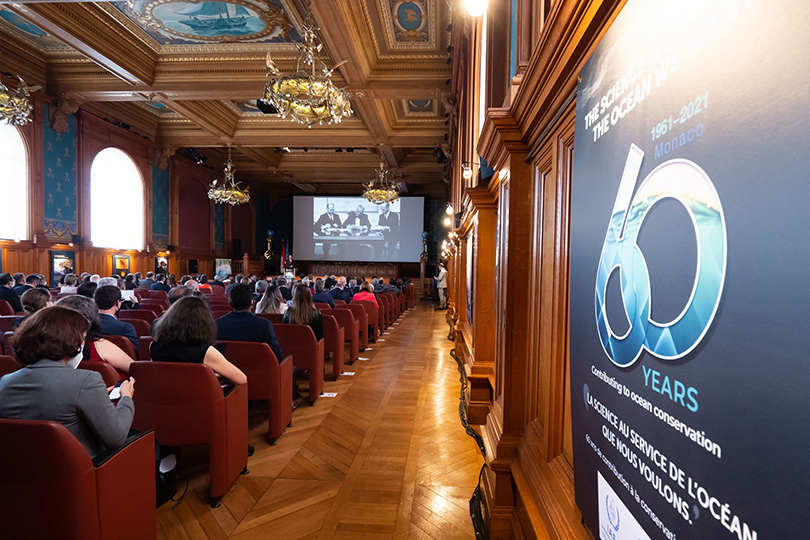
(112, 0), (300, 45)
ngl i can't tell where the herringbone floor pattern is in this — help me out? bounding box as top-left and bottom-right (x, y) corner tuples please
(156, 303), (483, 539)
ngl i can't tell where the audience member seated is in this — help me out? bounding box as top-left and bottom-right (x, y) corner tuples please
(216, 284), (284, 363)
(277, 277), (292, 301)
(57, 295), (133, 380)
(312, 278), (335, 308)
(151, 296), (246, 385)
(197, 274), (211, 290)
(0, 273), (24, 313)
(150, 274), (171, 292)
(35, 274), (50, 290)
(138, 271), (156, 289)
(283, 284), (323, 341)
(353, 280), (379, 307)
(0, 306), (135, 458)
(13, 288), (52, 329)
(329, 277), (354, 303)
(134, 272), (143, 286)
(61, 273), (80, 294)
(254, 280), (268, 303)
(151, 285), (195, 336)
(371, 277), (384, 293)
(124, 274), (138, 290)
(225, 274), (242, 294)
(77, 281), (98, 298)
(95, 285), (139, 351)
(324, 275), (336, 290)
(256, 284), (287, 315)
(13, 274), (38, 296)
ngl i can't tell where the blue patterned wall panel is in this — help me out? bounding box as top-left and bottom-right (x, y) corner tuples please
(43, 103), (77, 239)
(152, 150), (170, 248)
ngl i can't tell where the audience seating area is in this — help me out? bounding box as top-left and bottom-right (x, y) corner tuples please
(0, 271), (417, 530)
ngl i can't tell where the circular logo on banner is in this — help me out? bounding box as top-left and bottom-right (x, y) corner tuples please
(595, 144), (727, 368)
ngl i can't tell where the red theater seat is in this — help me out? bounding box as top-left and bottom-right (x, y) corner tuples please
(257, 313), (284, 324)
(78, 361), (121, 387)
(0, 315), (17, 333)
(219, 341), (293, 444)
(102, 334), (137, 361)
(139, 298), (168, 313)
(0, 300), (14, 316)
(138, 336), (153, 360)
(129, 361), (249, 506)
(0, 419), (156, 540)
(272, 323), (324, 404)
(334, 299), (346, 305)
(124, 318), (152, 338)
(119, 309), (157, 324)
(0, 355), (23, 378)
(322, 308), (358, 365)
(321, 314), (344, 380)
(353, 300), (379, 343)
(3, 331), (15, 358)
(145, 290), (168, 300)
(339, 304), (368, 351)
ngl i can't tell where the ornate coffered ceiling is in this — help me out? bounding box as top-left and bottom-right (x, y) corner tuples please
(0, 0), (456, 197)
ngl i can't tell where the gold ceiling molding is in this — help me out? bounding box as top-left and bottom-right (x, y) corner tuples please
(96, 1), (306, 55)
(376, 0), (437, 50)
(134, 101), (182, 118)
(0, 23), (74, 56)
(357, 0), (446, 60)
(158, 52), (299, 61)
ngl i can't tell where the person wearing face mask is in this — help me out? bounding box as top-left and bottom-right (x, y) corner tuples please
(0, 306), (136, 458)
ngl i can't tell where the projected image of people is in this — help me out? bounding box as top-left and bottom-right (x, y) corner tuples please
(312, 197), (401, 260)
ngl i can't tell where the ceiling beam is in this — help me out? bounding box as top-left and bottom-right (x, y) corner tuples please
(379, 145), (407, 169)
(161, 100), (239, 142)
(8, 3), (157, 86)
(237, 146), (283, 170)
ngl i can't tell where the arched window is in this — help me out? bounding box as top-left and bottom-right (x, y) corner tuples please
(0, 124), (28, 241)
(91, 148), (144, 250)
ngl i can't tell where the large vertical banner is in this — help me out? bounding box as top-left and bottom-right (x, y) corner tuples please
(570, 2), (810, 539)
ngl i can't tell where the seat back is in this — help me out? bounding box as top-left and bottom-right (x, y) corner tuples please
(102, 334), (137, 360)
(334, 298), (346, 304)
(377, 294), (391, 327)
(314, 302), (331, 310)
(0, 315), (17, 333)
(119, 309), (157, 323)
(0, 419), (101, 539)
(353, 300), (379, 340)
(340, 304), (368, 349)
(0, 300), (13, 316)
(271, 323), (324, 400)
(257, 312), (284, 324)
(200, 287), (213, 295)
(218, 341), (281, 400)
(321, 314), (344, 379)
(138, 336), (153, 360)
(321, 308), (358, 363)
(129, 361), (222, 446)
(78, 360), (121, 387)
(125, 318), (152, 338)
(3, 331), (15, 358)
(0, 355), (23, 378)
(139, 298), (168, 313)
(145, 290), (168, 300)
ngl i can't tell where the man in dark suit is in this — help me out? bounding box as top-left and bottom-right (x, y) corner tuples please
(13, 274), (38, 296)
(95, 285), (139, 352)
(377, 202), (399, 258)
(314, 203), (342, 235)
(329, 277), (354, 303)
(312, 279), (335, 308)
(278, 277), (292, 301)
(0, 273), (24, 313)
(342, 204), (371, 233)
(216, 284), (284, 362)
(150, 274), (171, 292)
(138, 271), (156, 289)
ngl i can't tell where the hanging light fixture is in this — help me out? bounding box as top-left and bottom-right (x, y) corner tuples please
(0, 76), (36, 126)
(208, 146), (250, 205)
(363, 155), (400, 205)
(259, 6), (352, 128)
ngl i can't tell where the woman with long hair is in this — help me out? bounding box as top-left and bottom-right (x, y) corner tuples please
(282, 283), (323, 340)
(56, 295), (133, 379)
(151, 296), (246, 384)
(13, 287), (52, 328)
(256, 283), (287, 315)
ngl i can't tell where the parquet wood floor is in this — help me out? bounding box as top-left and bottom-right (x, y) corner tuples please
(156, 303), (484, 540)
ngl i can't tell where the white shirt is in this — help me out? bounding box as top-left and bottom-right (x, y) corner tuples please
(436, 268), (447, 288)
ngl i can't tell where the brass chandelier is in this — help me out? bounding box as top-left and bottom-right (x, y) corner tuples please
(0, 76), (35, 126)
(208, 146), (250, 205)
(259, 9), (352, 127)
(363, 157), (399, 205)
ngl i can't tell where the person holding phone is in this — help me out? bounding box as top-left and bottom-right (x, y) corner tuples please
(0, 306), (136, 458)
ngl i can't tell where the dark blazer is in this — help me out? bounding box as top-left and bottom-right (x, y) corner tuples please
(216, 311), (284, 363)
(150, 282), (171, 292)
(279, 286), (293, 301)
(312, 292), (335, 308)
(329, 287), (354, 303)
(99, 313), (139, 351)
(342, 211), (371, 229)
(0, 286), (23, 313)
(12, 284), (33, 296)
(314, 212), (342, 234)
(138, 279), (155, 289)
(0, 360), (134, 457)
(378, 211), (399, 234)
(124, 281), (137, 290)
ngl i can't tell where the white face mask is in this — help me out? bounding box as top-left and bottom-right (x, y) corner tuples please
(65, 345), (84, 369)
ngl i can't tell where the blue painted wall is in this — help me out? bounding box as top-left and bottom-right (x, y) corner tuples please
(152, 150), (170, 248)
(43, 103), (77, 239)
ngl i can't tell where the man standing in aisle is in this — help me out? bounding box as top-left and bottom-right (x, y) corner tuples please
(436, 263), (448, 310)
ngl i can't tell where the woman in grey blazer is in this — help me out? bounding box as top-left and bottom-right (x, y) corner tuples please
(0, 306), (135, 457)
